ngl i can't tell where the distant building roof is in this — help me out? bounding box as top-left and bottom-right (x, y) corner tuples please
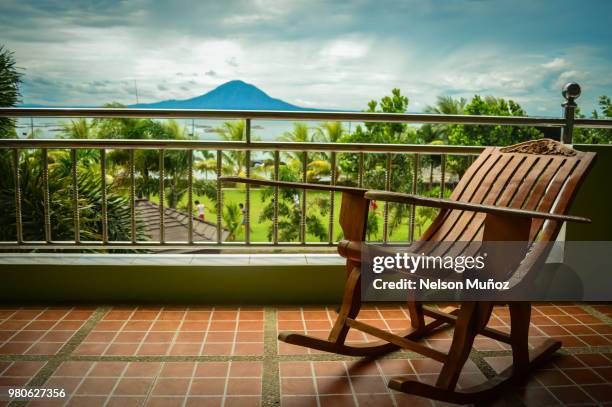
(135, 199), (229, 252)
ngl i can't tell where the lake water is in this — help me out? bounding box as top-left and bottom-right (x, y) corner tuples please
(15, 118), (364, 142)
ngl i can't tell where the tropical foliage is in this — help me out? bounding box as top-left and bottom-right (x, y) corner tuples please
(0, 149), (145, 244)
(574, 96), (612, 144)
(0, 46), (21, 137)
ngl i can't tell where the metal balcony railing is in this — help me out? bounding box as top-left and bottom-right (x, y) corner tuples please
(0, 82), (611, 251)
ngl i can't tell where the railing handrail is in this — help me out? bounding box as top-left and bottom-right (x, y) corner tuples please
(0, 138), (486, 154)
(0, 106), (588, 127)
(2, 83), (611, 252)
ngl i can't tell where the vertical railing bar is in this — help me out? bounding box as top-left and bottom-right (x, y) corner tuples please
(244, 119), (251, 244)
(273, 150), (280, 245)
(300, 151), (307, 245)
(71, 149), (80, 244)
(100, 149), (108, 244)
(187, 149), (194, 244)
(440, 154), (446, 199)
(159, 149), (165, 244)
(129, 149), (136, 243)
(328, 151), (336, 244)
(409, 153), (419, 243)
(12, 149), (23, 244)
(382, 153), (392, 243)
(358, 152), (364, 188)
(42, 148), (51, 243)
(216, 150), (223, 244)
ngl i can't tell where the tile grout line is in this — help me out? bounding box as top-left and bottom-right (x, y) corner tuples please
(580, 304), (612, 325)
(3, 309), (46, 355)
(7, 306), (109, 407)
(181, 307), (200, 407)
(102, 360), (130, 407)
(132, 306), (161, 356)
(262, 307), (280, 407)
(62, 357), (98, 406)
(219, 308), (231, 407)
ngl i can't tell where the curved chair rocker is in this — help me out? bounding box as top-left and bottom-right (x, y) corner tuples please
(220, 139), (595, 404)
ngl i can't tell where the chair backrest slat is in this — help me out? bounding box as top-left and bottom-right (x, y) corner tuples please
(419, 139), (595, 250)
(450, 155), (539, 257)
(425, 153), (511, 247)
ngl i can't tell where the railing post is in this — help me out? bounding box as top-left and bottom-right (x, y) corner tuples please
(187, 149), (194, 244)
(273, 150), (280, 245)
(100, 149), (108, 244)
(12, 149), (23, 244)
(71, 149), (80, 244)
(409, 153), (419, 242)
(244, 119), (251, 244)
(159, 149), (165, 244)
(561, 82), (581, 144)
(301, 151), (307, 244)
(42, 148), (51, 243)
(129, 149), (136, 243)
(383, 153), (392, 243)
(357, 152), (364, 188)
(439, 154), (446, 198)
(328, 151), (336, 244)
(216, 150), (223, 244)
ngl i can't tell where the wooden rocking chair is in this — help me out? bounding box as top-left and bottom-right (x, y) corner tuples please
(220, 138), (595, 404)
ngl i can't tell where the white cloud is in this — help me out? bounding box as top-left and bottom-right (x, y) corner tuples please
(542, 58), (568, 70)
(3, 0), (610, 116)
(320, 38), (370, 60)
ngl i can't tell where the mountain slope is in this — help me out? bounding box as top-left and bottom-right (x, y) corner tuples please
(131, 80), (315, 110)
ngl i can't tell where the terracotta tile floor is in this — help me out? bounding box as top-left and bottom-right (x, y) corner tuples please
(0, 304), (610, 406)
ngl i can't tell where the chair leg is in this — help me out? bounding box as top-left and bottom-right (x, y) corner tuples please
(388, 302), (561, 404)
(328, 265), (361, 344)
(435, 302), (480, 390)
(509, 302), (531, 375)
(406, 298), (425, 331)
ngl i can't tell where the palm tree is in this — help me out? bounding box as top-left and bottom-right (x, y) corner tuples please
(278, 123), (313, 179)
(314, 121), (345, 143)
(214, 121), (247, 176)
(423, 96), (466, 143)
(309, 122), (346, 182)
(222, 202), (242, 241)
(0, 45), (22, 137)
(0, 149), (144, 244)
(60, 118), (97, 139)
(194, 152), (217, 180)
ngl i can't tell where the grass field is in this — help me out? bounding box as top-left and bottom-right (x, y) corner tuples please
(151, 188), (434, 243)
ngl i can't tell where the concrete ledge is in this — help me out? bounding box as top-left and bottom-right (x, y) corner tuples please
(0, 254), (346, 305)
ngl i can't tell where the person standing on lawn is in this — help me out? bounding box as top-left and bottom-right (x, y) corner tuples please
(195, 200), (205, 221)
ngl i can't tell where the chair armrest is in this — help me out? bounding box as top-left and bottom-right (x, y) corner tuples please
(364, 190), (591, 224)
(219, 176), (368, 195)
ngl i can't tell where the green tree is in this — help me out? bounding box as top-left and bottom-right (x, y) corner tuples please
(0, 45), (22, 138)
(340, 88), (417, 236)
(447, 95), (541, 176)
(422, 95), (467, 143)
(314, 121), (344, 143)
(60, 118), (97, 139)
(0, 149), (145, 244)
(258, 166), (327, 242)
(222, 202), (242, 241)
(574, 96), (612, 144)
(279, 123), (316, 180)
(214, 121), (247, 176)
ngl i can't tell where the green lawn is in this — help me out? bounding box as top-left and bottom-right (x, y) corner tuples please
(151, 189), (434, 243)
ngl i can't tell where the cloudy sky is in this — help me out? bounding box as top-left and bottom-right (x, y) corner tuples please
(1, 0), (611, 116)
